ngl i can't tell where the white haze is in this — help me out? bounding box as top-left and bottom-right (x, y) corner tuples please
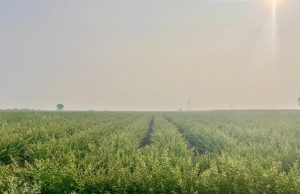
(0, 0), (300, 111)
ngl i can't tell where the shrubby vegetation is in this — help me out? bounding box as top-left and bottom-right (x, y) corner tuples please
(0, 111), (300, 193)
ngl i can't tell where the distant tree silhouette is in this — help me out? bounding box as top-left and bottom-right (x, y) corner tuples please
(56, 104), (64, 111)
(298, 97), (300, 106)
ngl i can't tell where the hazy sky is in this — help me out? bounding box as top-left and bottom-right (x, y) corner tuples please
(1, 0), (300, 111)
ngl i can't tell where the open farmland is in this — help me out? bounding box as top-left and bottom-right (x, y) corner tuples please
(1, 111), (300, 193)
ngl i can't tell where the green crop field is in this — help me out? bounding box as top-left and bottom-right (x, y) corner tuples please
(1, 111), (300, 193)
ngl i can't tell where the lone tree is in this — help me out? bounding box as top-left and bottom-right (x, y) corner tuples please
(56, 104), (64, 111)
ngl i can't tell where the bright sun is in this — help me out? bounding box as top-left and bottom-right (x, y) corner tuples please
(273, 0), (277, 11)
(271, 0), (277, 6)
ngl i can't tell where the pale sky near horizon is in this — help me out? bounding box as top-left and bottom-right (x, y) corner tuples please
(1, 0), (300, 111)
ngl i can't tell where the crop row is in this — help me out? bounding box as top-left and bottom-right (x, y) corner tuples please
(166, 111), (300, 171)
(1, 111), (300, 193)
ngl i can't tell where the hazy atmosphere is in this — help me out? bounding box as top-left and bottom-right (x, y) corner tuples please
(1, 0), (300, 111)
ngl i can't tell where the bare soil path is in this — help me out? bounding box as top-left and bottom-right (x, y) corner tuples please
(139, 116), (155, 148)
(163, 115), (204, 155)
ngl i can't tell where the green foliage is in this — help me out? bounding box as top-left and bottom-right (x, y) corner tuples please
(0, 111), (300, 193)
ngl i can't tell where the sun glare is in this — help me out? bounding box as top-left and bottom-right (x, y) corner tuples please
(271, 0), (278, 65)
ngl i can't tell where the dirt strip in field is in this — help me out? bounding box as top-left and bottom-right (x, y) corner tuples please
(139, 116), (155, 148)
(163, 115), (204, 155)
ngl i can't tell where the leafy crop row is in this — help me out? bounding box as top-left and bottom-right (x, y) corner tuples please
(1, 111), (300, 193)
